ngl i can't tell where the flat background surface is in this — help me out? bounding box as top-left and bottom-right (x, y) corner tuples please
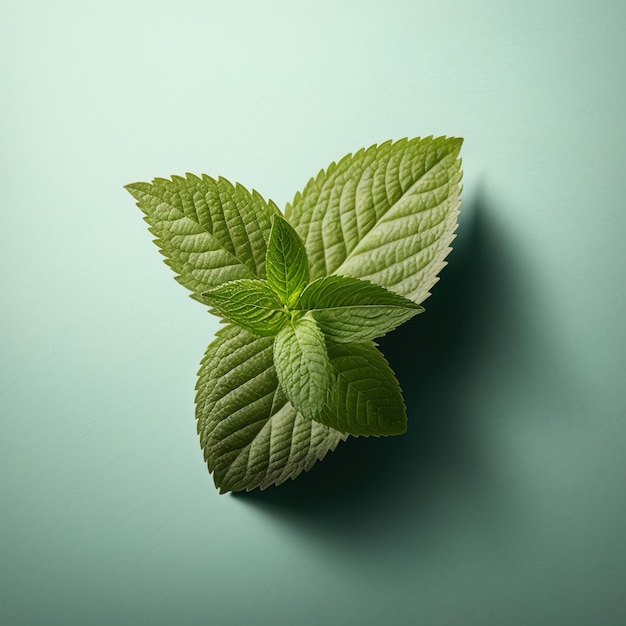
(2, 1), (625, 624)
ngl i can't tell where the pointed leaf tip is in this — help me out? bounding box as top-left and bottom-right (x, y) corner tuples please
(126, 175), (277, 301)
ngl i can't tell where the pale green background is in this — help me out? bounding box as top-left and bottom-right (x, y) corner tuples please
(2, 1), (625, 624)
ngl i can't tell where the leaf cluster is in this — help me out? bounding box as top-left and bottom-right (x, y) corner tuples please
(126, 137), (463, 492)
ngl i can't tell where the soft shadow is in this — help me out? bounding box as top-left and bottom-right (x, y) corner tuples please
(234, 189), (519, 547)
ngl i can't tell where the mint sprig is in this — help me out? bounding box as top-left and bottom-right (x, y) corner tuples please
(126, 136), (463, 492)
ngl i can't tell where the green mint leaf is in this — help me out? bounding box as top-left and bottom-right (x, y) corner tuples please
(266, 214), (310, 307)
(318, 341), (407, 437)
(126, 175), (279, 302)
(273, 317), (331, 420)
(196, 324), (346, 493)
(298, 275), (424, 343)
(285, 137), (463, 304)
(201, 279), (287, 337)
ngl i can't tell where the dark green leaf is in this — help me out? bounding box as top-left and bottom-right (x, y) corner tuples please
(298, 275), (423, 342)
(202, 279), (287, 337)
(266, 214), (310, 307)
(317, 341), (407, 436)
(196, 324), (346, 493)
(273, 317), (331, 420)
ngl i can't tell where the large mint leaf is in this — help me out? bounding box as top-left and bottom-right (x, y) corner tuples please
(202, 279), (287, 337)
(266, 214), (310, 307)
(126, 175), (279, 302)
(273, 317), (331, 420)
(196, 324), (346, 492)
(285, 137), (463, 304)
(318, 341), (407, 436)
(298, 275), (423, 342)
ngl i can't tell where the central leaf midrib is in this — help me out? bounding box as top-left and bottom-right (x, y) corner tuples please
(274, 236), (292, 297)
(309, 304), (416, 314)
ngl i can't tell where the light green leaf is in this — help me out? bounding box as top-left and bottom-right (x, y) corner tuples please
(298, 275), (423, 342)
(285, 137), (463, 304)
(318, 341), (407, 437)
(196, 324), (346, 493)
(201, 279), (287, 337)
(266, 214), (310, 307)
(273, 317), (331, 420)
(126, 175), (279, 302)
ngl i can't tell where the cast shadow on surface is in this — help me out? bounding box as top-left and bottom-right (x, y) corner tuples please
(235, 191), (520, 546)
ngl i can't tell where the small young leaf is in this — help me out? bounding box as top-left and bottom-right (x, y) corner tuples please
(266, 214), (310, 307)
(273, 317), (330, 420)
(318, 341), (407, 437)
(285, 137), (463, 304)
(126, 175), (279, 302)
(202, 279), (287, 337)
(298, 275), (423, 342)
(196, 324), (346, 493)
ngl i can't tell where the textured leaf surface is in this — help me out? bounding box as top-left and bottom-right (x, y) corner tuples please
(266, 214), (310, 307)
(273, 317), (330, 420)
(126, 175), (279, 302)
(318, 341), (407, 436)
(195, 324), (346, 493)
(202, 279), (287, 337)
(285, 137), (463, 304)
(298, 275), (423, 342)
